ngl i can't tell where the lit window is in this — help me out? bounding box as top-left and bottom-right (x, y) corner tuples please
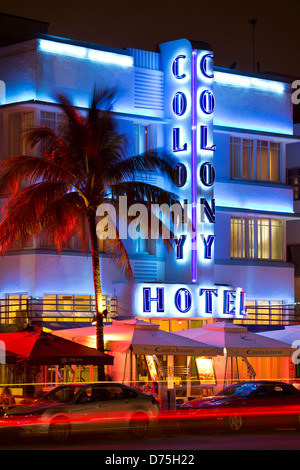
(58, 295), (73, 311)
(1, 294), (28, 325)
(231, 217), (283, 260)
(42, 294), (108, 314)
(231, 137), (281, 183)
(257, 218), (270, 259)
(243, 300), (283, 325)
(75, 296), (91, 311)
(231, 217), (255, 259)
(43, 295), (57, 311)
(9, 112), (34, 156)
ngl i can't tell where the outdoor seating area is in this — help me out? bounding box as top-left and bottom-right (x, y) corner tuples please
(0, 319), (293, 405)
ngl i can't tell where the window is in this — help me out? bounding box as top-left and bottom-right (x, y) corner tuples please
(58, 295), (73, 311)
(287, 244), (300, 275)
(270, 142), (280, 182)
(254, 384), (298, 397)
(134, 226), (149, 254)
(231, 217), (283, 260)
(231, 217), (255, 259)
(42, 294), (110, 314)
(134, 124), (148, 155)
(231, 137), (281, 183)
(257, 219), (270, 259)
(133, 124), (157, 185)
(242, 300), (284, 325)
(9, 112), (34, 156)
(40, 111), (62, 132)
(287, 168), (300, 200)
(45, 386), (82, 403)
(77, 385), (138, 403)
(105, 385), (130, 400)
(1, 294), (28, 325)
(256, 140), (269, 181)
(270, 219), (283, 260)
(75, 295), (92, 311)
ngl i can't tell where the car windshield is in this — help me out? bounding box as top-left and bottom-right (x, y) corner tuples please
(216, 384), (241, 396)
(229, 383), (261, 398)
(41, 386), (84, 403)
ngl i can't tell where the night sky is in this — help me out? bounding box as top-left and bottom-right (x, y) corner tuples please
(1, 0), (300, 78)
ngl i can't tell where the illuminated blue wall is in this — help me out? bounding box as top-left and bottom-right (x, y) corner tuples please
(0, 37), (136, 114)
(213, 68), (293, 135)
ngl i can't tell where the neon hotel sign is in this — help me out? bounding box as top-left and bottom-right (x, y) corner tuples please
(138, 39), (246, 319)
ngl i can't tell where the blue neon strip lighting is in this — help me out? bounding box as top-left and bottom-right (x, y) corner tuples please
(39, 39), (134, 67)
(191, 50), (197, 283)
(214, 71), (285, 94)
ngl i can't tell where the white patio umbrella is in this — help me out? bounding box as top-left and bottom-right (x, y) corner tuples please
(53, 320), (219, 383)
(53, 319), (218, 356)
(174, 322), (295, 384)
(174, 322), (295, 357)
(257, 324), (300, 345)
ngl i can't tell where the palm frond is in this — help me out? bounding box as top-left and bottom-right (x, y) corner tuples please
(25, 127), (66, 156)
(105, 150), (176, 184)
(0, 155), (75, 195)
(40, 192), (89, 253)
(89, 87), (117, 116)
(0, 182), (70, 253)
(107, 180), (180, 206)
(101, 227), (134, 280)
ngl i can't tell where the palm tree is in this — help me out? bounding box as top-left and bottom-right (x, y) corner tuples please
(0, 88), (178, 380)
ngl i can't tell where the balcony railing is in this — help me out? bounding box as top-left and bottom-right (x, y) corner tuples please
(0, 295), (117, 327)
(240, 304), (299, 326)
(0, 297), (299, 329)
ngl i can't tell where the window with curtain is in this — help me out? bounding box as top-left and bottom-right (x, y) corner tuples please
(231, 217), (255, 259)
(9, 111), (34, 156)
(231, 137), (281, 183)
(231, 217), (283, 260)
(257, 218), (270, 259)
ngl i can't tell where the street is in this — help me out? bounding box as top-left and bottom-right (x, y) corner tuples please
(1, 428), (300, 451)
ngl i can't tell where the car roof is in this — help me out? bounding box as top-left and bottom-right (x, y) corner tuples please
(225, 381), (292, 387)
(50, 382), (128, 389)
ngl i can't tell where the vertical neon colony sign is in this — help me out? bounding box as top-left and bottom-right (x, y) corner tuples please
(171, 43), (216, 278)
(138, 39), (246, 319)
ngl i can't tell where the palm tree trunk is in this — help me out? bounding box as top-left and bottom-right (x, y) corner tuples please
(86, 207), (105, 381)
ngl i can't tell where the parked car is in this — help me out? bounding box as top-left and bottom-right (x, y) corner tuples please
(0, 382), (159, 442)
(179, 381), (300, 433)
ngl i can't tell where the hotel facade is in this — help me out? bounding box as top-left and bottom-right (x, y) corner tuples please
(0, 16), (299, 388)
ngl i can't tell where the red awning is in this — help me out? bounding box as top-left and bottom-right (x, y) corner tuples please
(0, 330), (113, 366)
